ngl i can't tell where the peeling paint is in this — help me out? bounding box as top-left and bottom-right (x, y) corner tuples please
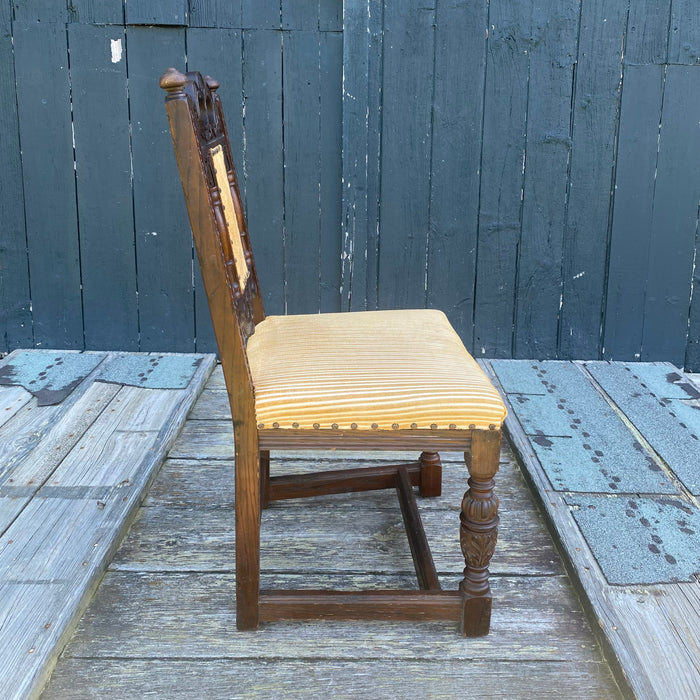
(110, 39), (122, 64)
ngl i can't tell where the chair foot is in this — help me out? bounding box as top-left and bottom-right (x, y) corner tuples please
(419, 451), (442, 497)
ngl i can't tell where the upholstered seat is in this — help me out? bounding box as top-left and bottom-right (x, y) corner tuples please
(248, 309), (506, 432)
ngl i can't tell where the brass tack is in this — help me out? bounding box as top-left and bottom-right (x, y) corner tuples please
(392, 423), (399, 430)
(430, 423), (438, 430)
(313, 423), (321, 429)
(489, 424), (496, 430)
(469, 424), (476, 430)
(331, 423), (339, 430)
(351, 423), (358, 430)
(410, 423), (418, 429)
(371, 423), (379, 430)
(449, 424), (457, 430)
(272, 422), (279, 429)
(292, 422), (299, 428)
(257, 423), (265, 429)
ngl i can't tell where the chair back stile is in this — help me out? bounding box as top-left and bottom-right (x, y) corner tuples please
(160, 68), (263, 422)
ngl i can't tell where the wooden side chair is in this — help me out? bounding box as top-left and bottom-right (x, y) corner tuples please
(160, 68), (507, 636)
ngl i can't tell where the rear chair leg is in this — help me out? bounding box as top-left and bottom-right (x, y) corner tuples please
(418, 451), (442, 497)
(460, 429), (501, 636)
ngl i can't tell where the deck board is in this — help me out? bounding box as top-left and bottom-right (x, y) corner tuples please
(485, 359), (700, 700)
(0, 350), (215, 700)
(42, 370), (623, 699)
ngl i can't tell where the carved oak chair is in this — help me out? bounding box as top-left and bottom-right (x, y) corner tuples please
(160, 68), (507, 636)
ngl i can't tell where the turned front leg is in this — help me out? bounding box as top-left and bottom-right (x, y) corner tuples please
(460, 428), (501, 636)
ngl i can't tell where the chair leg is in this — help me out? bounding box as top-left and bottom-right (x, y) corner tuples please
(235, 431), (261, 630)
(260, 449), (270, 509)
(460, 429), (501, 636)
(418, 451), (442, 497)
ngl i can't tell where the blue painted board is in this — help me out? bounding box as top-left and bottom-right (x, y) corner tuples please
(0, 352), (105, 405)
(587, 363), (700, 494)
(97, 354), (204, 389)
(586, 361), (700, 400)
(566, 495), (700, 584)
(531, 434), (676, 494)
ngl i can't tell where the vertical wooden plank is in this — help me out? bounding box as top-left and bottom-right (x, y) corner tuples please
(378, 0), (435, 310)
(242, 29), (285, 314)
(70, 0), (124, 24)
(340, 0), (369, 310)
(341, 0), (383, 312)
(189, 0), (241, 28)
(12, 0), (69, 22)
(69, 24), (138, 351)
(242, 0), (280, 30)
(283, 29), (322, 314)
(0, 16), (32, 352)
(127, 27), (194, 352)
(515, 1), (578, 359)
(473, 0), (530, 358)
(687, 257), (700, 370)
(125, 0), (187, 25)
(319, 0), (342, 32)
(427, 0), (487, 349)
(187, 28), (245, 352)
(668, 0), (700, 64)
(14, 23), (83, 350)
(319, 30), (343, 312)
(642, 65), (700, 365)
(603, 65), (664, 361)
(282, 0), (318, 30)
(626, 0), (671, 65)
(558, 0), (628, 359)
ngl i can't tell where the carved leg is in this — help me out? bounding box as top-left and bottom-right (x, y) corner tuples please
(460, 429), (500, 636)
(235, 427), (261, 631)
(260, 449), (270, 509)
(419, 451), (442, 497)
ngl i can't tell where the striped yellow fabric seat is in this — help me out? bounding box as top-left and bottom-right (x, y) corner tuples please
(247, 309), (506, 432)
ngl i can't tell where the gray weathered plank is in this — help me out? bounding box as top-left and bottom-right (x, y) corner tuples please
(43, 656), (623, 700)
(58, 571), (599, 662)
(0, 385), (33, 430)
(0, 353), (214, 700)
(69, 24), (138, 351)
(111, 501), (559, 577)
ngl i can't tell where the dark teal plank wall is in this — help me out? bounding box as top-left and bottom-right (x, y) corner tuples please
(2, 1), (700, 370)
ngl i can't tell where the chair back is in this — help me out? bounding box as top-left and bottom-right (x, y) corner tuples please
(161, 68), (263, 421)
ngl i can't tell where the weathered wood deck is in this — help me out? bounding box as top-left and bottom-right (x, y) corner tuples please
(39, 365), (623, 699)
(0, 350), (216, 699)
